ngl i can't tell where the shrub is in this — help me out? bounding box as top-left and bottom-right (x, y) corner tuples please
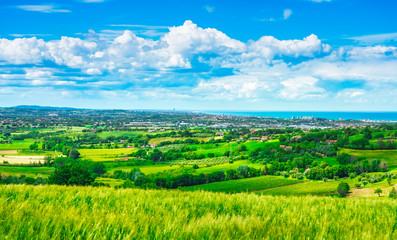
(374, 188), (382, 197)
(337, 182), (350, 197)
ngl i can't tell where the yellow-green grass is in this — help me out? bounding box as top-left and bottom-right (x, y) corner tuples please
(340, 148), (397, 167)
(1, 185), (397, 239)
(0, 139), (41, 150)
(0, 166), (53, 177)
(94, 177), (124, 187)
(181, 175), (302, 193)
(79, 148), (135, 162)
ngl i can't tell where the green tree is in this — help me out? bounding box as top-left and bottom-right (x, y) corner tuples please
(68, 149), (80, 159)
(29, 142), (38, 151)
(374, 188), (382, 197)
(387, 177), (392, 186)
(49, 162), (95, 186)
(337, 182), (350, 197)
(389, 187), (397, 199)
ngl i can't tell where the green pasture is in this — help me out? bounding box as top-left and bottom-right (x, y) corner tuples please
(108, 164), (181, 175)
(181, 175), (302, 193)
(0, 139), (40, 150)
(149, 136), (211, 145)
(94, 177), (124, 187)
(256, 179), (360, 196)
(79, 148), (135, 162)
(97, 130), (170, 139)
(0, 166), (53, 177)
(340, 148), (397, 167)
(318, 157), (339, 166)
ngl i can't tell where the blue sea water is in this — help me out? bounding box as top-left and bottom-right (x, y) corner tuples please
(203, 111), (397, 121)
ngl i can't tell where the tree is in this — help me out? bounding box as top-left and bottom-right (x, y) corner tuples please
(49, 162), (95, 186)
(337, 182), (350, 197)
(29, 142), (38, 151)
(374, 188), (382, 197)
(389, 187), (397, 199)
(68, 149), (80, 159)
(387, 177), (392, 186)
(363, 127), (372, 140)
(91, 162), (106, 177)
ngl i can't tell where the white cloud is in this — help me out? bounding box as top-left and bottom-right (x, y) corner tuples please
(243, 34), (331, 64)
(16, 5), (70, 13)
(279, 76), (326, 99)
(194, 75), (271, 100)
(86, 68), (102, 75)
(25, 69), (53, 79)
(1, 21), (397, 106)
(0, 37), (47, 64)
(283, 9), (292, 20)
(162, 20), (246, 57)
(204, 5), (215, 13)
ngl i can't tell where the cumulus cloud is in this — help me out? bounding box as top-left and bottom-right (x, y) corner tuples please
(0, 21), (330, 73)
(0, 20), (396, 107)
(0, 38), (47, 64)
(243, 34), (331, 65)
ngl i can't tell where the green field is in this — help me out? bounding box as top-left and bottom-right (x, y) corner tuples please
(340, 148), (397, 168)
(195, 160), (264, 174)
(97, 131), (161, 139)
(181, 175), (302, 193)
(79, 148), (135, 162)
(0, 139), (40, 150)
(94, 177), (124, 187)
(1, 185), (397, 239)
(256, 179), (360, 196)
(0, 166), (53, 177)
(188, 140), (278, 157)
(108, 164), (181, 175)
(149, 136), (211, 145)
(318, 156), (339, 166)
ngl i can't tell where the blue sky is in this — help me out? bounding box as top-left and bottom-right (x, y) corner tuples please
(1, 0), (397, 110)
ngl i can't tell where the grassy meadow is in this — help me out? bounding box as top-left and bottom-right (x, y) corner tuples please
(181, 175), (302, 193)
(1, 185), (397, 239)
(340, 148), (397, 168)
(79, 148), (134, 162)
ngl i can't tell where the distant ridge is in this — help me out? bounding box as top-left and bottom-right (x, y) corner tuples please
(9, 105), (85, 110)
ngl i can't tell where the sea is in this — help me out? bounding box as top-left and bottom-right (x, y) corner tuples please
(202, 111), (397, 122)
